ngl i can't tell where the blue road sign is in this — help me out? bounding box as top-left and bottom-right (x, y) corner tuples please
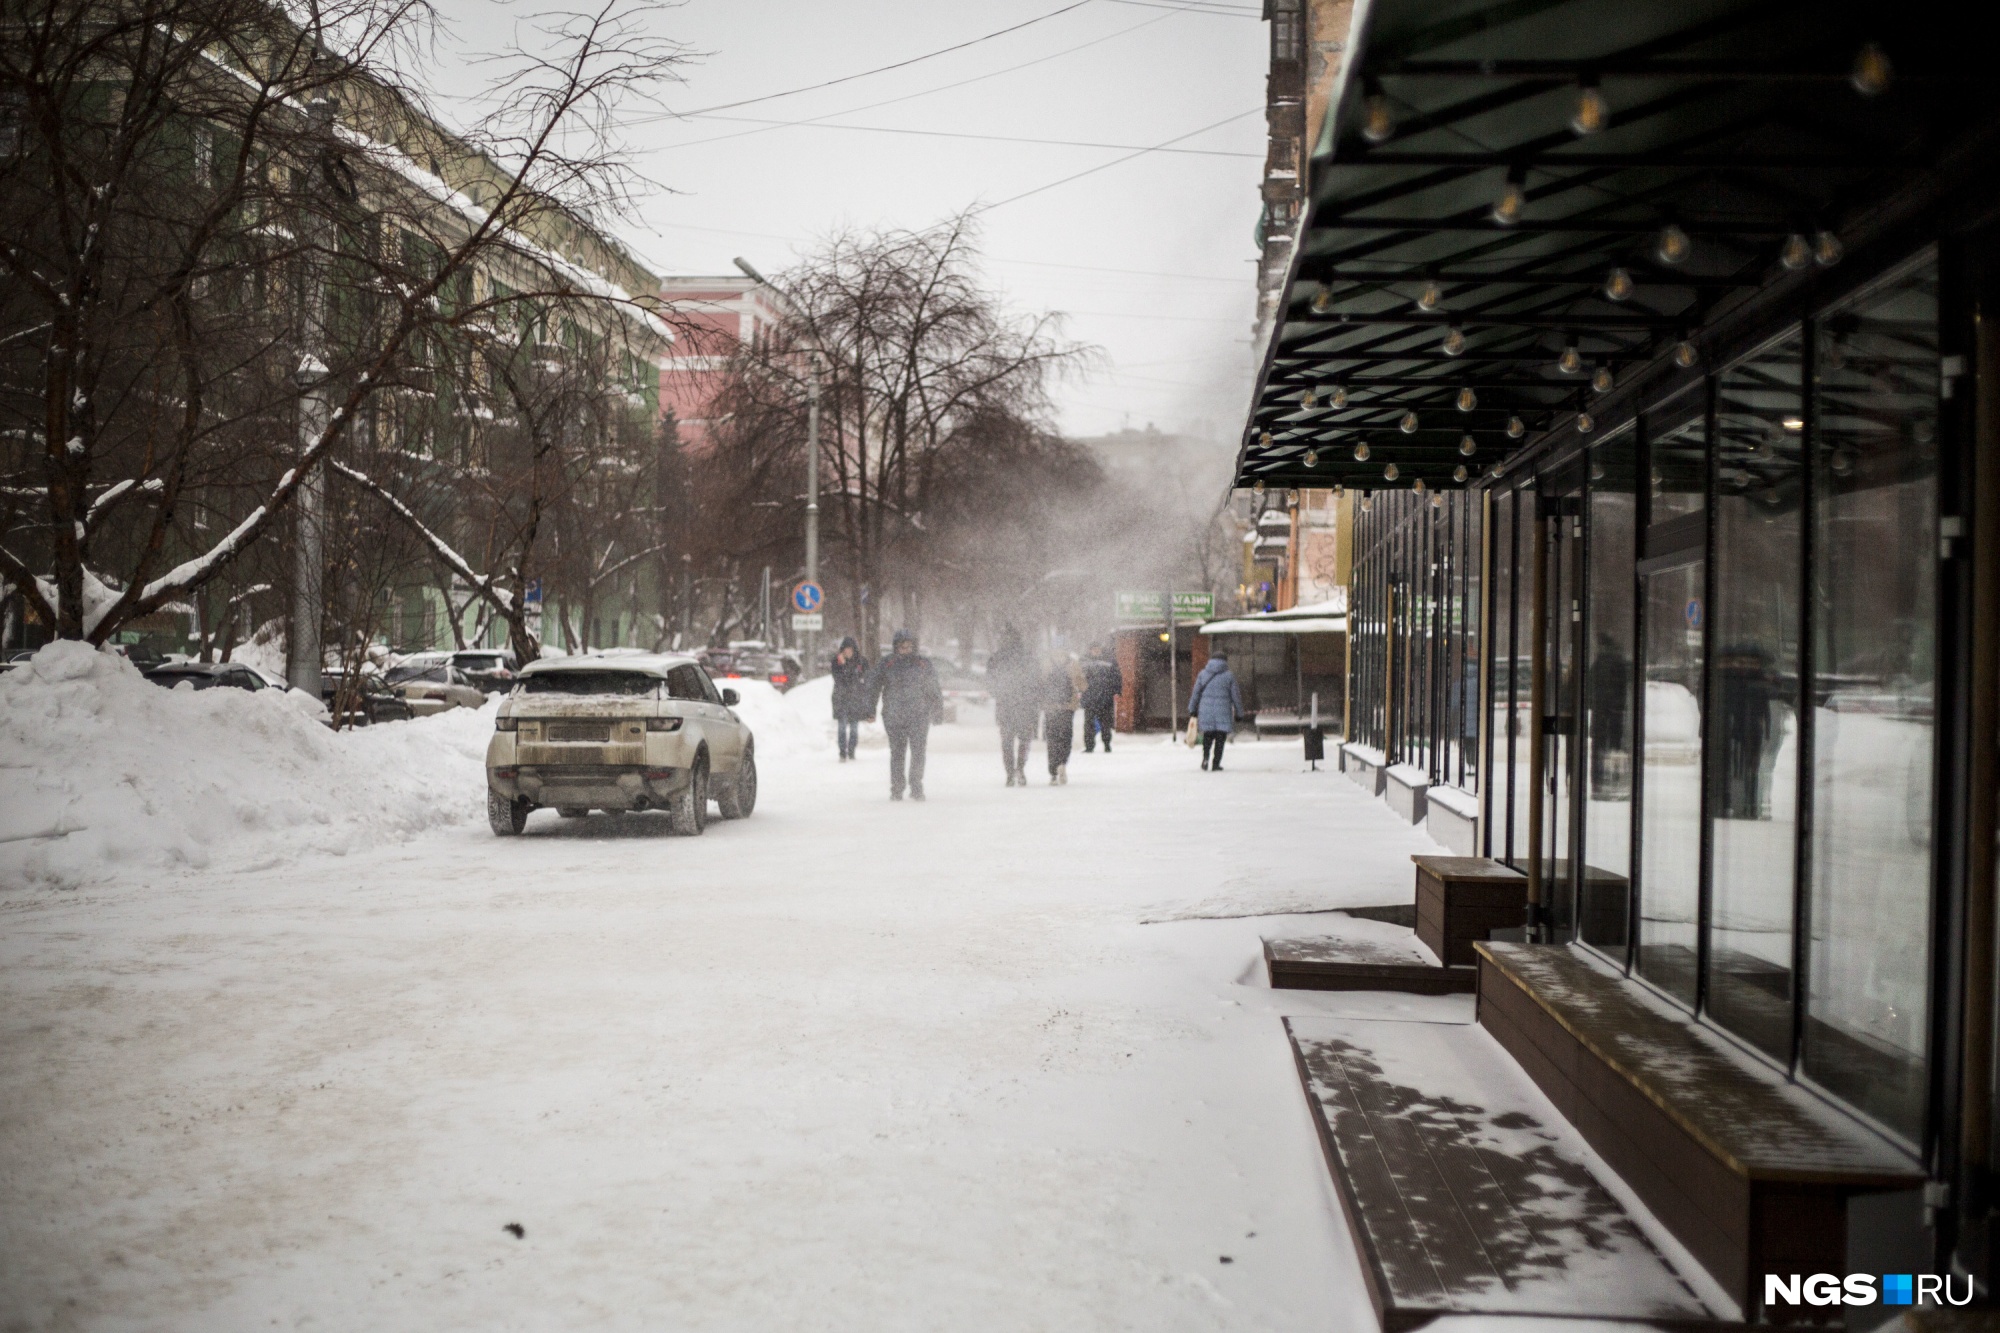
(792, 581), (824, 614)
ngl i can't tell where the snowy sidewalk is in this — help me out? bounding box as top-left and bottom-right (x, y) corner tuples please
(1, 722), (1460, 1331)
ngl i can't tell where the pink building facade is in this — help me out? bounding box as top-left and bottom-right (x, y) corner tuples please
(656, 276), (789, 454)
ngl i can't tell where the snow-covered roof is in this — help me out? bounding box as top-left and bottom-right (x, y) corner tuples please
(1200, 615), (1346, 636)
(517, 652), (694, 680)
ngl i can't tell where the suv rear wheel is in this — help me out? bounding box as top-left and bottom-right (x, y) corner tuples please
(716, 746), (757, 819)
(669, 755), (708, 836)
(488, 789), (529, 836)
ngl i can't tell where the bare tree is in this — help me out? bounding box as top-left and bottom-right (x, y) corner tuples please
(0, 0), (682, 644)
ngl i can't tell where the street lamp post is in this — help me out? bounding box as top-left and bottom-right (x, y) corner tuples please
(734, 256), (824, 674)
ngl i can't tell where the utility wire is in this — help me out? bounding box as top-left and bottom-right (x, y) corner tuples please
(680, 113), (1260, 158)
(973, 106), (1263, 214)
(665, 2), (1099, 117)
(637, 6), (1185, 143)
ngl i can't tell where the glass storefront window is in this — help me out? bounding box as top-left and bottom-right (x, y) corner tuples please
(1638, 549), (1705, 1007)
(1707, 331), (1805, 1063)
(1486, 489), (1521, 862)
(1581, 427), (1637, 955)
(1803, 255), (1939, 1143)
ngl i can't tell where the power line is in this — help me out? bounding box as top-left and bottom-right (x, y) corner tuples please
(1101, 0), (1260, 11)
(666, 2), (1099, 117)
(681, 113), (1259, 159)
(636, 6), (1185, 144)
(972, 106), (1264, 214)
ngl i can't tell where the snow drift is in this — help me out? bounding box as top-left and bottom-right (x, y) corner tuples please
(0, 642), (494, 889)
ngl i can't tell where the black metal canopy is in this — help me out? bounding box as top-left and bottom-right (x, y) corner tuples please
(1236, 0), (1976, 492)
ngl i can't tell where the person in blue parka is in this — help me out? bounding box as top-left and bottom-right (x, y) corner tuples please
(1188, 651), (1243, 772)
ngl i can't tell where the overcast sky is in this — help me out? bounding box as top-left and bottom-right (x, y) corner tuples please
(430, 0), (1271, 440)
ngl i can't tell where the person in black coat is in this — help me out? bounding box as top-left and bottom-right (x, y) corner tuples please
(988, 626), (1041, 787)
(867, 628), (944, 800)
(829, 636), (869, 761)
(1080, 643), (1123, 753)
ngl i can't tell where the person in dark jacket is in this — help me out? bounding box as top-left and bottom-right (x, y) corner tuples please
(867, 628), (944, 800)
(988, 626), (1041, 787)
(1188, 651), (1243, 772)
(1080, 643), (1123, 753)
(829, 636), (869, 761)
(1042, 652), (1085, 785)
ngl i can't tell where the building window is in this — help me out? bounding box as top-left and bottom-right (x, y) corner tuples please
(1802, 253), (1940, 1143)
(1580, 425), (1637, 955)
(1271, 6), (1300, 62)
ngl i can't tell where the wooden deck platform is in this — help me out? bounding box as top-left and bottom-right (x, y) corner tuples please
(1264, 935), (1474, 994)
(1287, 1014), (1726, 1331)
(1476, 942), (1926, 1319)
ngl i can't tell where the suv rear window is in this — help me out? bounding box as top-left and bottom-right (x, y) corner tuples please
(666, 665), (708, 701)
(522, 671), (658, 697)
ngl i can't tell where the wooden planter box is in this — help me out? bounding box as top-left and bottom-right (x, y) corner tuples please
(1413, 855), (1527, 967)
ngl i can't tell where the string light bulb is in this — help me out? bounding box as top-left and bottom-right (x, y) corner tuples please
(1331, 386), (1349, 408)
(1655, 223), (1691, 267)
(1442, 325), (1467, 356)
(1384, 463), (1400, 481)
(1851, 42), (1892, 97)
(1591, 365), (1615, 394)
(1459, 434), (1476, 456)
(1417, 279), (1443, 311)
(1576, 412), (1596, 434)
(1489, 463), (1505, 479)
(1603, 267), (1634, 302)
(1253, 478), (1265, 494)
(1399, 411), (1420, 434)
(1492, 171), (1526, 225)
(1507, 415), (1526, 438)
(1431, 491), (1445, 510)
(1304, 448), (1319, 468)
(1454, 465), (1469, 483)
(1814, 230), (1844, 267)
(1311, 284), (1334, 314)
(1362, 91), (1395, 144)
(1353, 441), (1371, 462)
(1456, 387), (1477, 412)
(1412, 476), (1426, 494)
(1259, 431), (1273, 446)
(1558, 343), (1583, 375)
(1360, 491), (1373, 513)
(1300, 387), (1316, 408)
(1673, 339), (1699, 369)
(1780, 233), (1812, 270)
(1570, 80), (1608, 135)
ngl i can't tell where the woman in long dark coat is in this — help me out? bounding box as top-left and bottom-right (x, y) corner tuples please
(829, 636), (869, 761)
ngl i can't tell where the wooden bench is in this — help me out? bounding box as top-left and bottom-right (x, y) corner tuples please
(1413, 855), (1526, 966)
(1287, 1014), (1726, 1330)
(1264, 934), (1474, 995)
(1475, 942), (1926, 1321)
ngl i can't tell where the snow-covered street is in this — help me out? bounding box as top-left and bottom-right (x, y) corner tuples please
(0, 672), (1467, 1331)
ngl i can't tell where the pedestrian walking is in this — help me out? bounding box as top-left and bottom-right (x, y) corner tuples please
(989, 626), (1041, 787)
(829, 636), (870, 761)
(1188, 651), (1243, 772)
(1042, 651), (1085, 785)
(867, 628), (944, 801)
(1080, 643), (1122, 753)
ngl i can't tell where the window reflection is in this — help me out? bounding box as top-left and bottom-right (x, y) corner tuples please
(1581, 429), (1637, 955)
(1707, 332), (1805, 1063)
(1638, 549), (1704, 1007)
(1804, 256), (1939, 1143)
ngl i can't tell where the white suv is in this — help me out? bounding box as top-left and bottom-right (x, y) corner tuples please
(485, 654), (757, 836)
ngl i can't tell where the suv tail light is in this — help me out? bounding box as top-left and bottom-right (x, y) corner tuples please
(770, 674), (788, 686)
(494, 766), (519, 779)
(495, 716), (518, 731)
(644, 717), (683, 732)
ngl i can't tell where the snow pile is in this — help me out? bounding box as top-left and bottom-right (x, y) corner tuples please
(722, 677), (825, 760)
(0, 642), (494, 889)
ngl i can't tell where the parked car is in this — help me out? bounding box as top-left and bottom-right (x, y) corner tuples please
(450, 647), (519, 693)
(485, 653), (757, 836)
(143, 661), (271, 692)
(702, 646), (803, 692)
(384, 660), (487, 715)
(321, 667), (414, 726)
